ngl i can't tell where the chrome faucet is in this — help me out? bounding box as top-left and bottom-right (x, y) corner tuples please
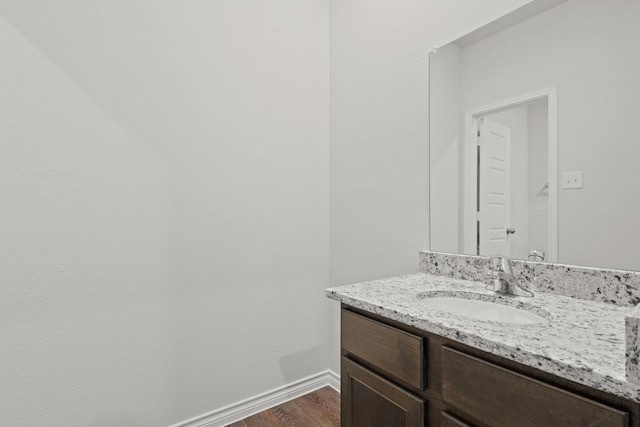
(487, 255), (534, 297)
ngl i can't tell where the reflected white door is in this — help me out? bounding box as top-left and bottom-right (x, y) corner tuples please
(478, 119), (512, 255)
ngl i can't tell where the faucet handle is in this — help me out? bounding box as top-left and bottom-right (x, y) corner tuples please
(528, 249), (545, 262)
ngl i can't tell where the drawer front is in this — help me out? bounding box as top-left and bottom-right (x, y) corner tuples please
(441, 346), (628, 427)
(342, 309), (424, 389)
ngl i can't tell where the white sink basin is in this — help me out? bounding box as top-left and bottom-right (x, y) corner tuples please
(419, 296), (547, 325)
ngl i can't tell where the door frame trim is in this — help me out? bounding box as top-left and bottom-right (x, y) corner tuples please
(463, 87), (558, 262)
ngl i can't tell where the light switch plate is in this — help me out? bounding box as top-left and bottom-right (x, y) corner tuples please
(561, 171), (583, 189)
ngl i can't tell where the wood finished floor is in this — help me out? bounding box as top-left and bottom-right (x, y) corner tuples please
(227, 386), (340, 427)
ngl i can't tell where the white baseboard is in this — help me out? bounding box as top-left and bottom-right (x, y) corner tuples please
(169, 370), (340, 427)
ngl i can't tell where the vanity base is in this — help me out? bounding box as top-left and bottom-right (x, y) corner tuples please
(341, 304), (640, 427)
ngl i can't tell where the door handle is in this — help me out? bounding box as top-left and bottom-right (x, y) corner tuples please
(506, 228), (516, 235)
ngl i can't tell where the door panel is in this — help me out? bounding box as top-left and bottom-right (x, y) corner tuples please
(479, 119), (511, 256)
(341, 357), (424, 427)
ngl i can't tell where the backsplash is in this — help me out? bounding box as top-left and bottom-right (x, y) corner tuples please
(420, 251), (640, 307)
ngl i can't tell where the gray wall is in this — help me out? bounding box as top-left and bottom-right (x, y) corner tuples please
(0, 1), (330, 425)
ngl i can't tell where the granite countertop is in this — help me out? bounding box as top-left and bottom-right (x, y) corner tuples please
(326, 273), (640, 403)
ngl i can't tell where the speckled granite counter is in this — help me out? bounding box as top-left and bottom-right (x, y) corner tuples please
(326, 272), (640, 403)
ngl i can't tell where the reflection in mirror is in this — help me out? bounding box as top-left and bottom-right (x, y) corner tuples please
(476, 99), (550, 261)
(429, 0), (640, 271)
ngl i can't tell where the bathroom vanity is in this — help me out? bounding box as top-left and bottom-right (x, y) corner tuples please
(340, 307), (635, 427)
(327, 252), (640, 427)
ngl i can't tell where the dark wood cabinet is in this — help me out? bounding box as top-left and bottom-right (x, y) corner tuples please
(341, 305), (639, 427)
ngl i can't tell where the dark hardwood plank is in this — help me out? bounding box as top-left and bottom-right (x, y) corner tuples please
(295, 387), (340, 427)
(232, 412), (275, 427)
(227, 387), (340, 427)
(262, 400), (320, 427)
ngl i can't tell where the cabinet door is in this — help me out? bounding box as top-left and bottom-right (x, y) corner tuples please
(342, 356), (424, 427)
(441, 411), (473, 427)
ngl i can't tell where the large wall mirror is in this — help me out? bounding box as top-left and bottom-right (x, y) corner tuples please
(429, 0), (640, 271)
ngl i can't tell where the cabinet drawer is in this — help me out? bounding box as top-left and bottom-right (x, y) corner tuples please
(441, 346), (628, 427)
(342, 309), (425, 389)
